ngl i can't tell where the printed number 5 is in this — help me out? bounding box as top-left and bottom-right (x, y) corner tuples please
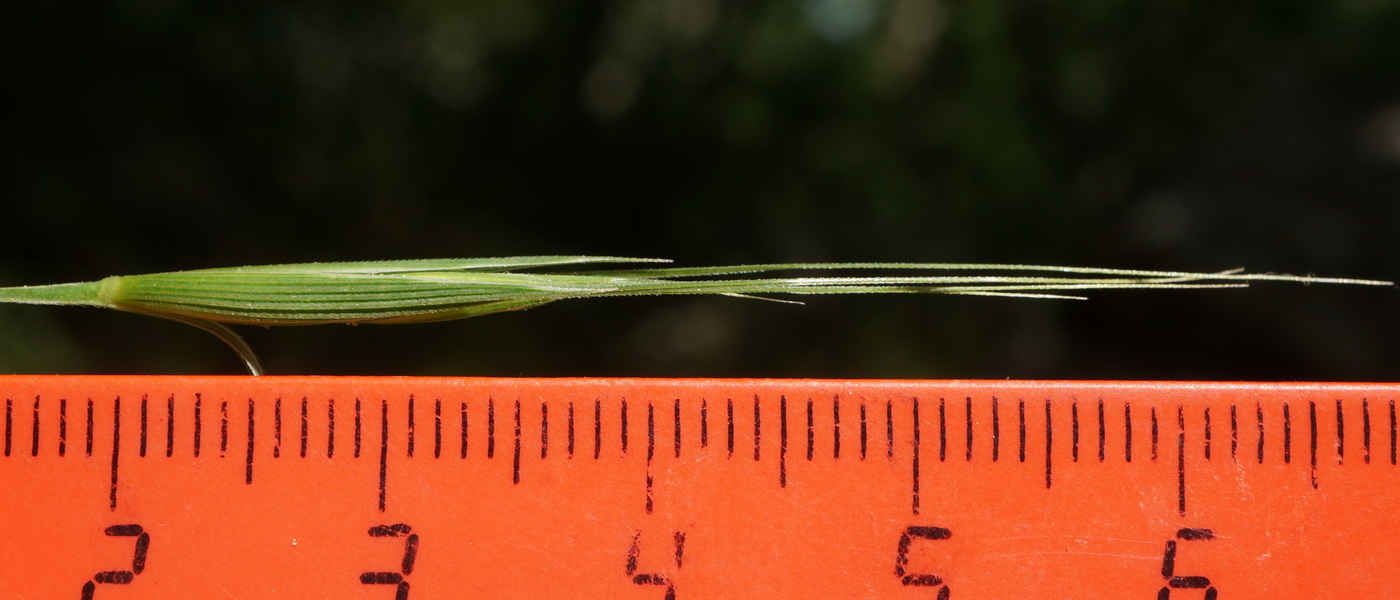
(80, 524), (149, 599)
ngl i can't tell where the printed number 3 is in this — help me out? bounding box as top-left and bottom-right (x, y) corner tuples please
(361, 523), (419, 600)
(80, 524), (149, 600)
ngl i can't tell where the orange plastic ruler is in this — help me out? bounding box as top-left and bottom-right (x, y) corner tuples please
(1, 375), (1398, 599)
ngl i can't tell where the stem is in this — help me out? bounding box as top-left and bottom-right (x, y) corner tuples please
(0, 280), (107, 306)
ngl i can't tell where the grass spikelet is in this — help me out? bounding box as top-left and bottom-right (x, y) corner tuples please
(0, 256), (1389, 375)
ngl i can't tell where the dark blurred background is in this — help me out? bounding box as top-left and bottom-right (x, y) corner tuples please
(2, 1), (1397, 380)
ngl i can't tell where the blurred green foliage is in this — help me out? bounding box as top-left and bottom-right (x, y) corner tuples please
(2, 1), (1397, 379)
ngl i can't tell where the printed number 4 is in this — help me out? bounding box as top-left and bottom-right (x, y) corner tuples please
(80, 524), (149, 600)
(627, 529), (686, 600)
(361, 523), (419, 600)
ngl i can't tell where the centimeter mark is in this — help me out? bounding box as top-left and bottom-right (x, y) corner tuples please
(59, 398), (67, 457)
(166, 396), (174, 458)
(109, 396), (120, 510)
(912, 398), (921, 515)
(139, 396), (147, 458)
(701, 399), (709, 451)
(5, 395), (1397, 516)
(1177, 406), (1186, 516)
(513, 400), (522, 485)
(646, 402), (655, 513)
(407, 396), (416, 459)
(1045, 400), (1053, 489)
(1230, 406), (1238, 462)
(1311, 402), (1318, 489)
(219, 401), (228, 458)
(379, 400), (389, 512)
(301, 399), (309, 459)
(886, 401), (894, 460)
(779, 396), (787, 489)
(31, 397), (39, 458)
(194, 395), (202, 458)
(328, 399), (336, 459)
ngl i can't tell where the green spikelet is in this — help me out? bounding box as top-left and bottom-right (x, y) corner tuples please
(0, 257), (1389, 375)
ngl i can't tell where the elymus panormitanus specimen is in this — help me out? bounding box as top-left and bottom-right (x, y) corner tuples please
(0, 256), (1389, 375)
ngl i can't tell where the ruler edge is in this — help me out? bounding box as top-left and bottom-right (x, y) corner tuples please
(3, 375), (1399, 598)
(2, 374), (1399, 393)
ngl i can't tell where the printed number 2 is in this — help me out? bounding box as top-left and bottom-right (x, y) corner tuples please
(1159, 528), (1218, 599)
(895, 526), (952, 599)
(80, 524), (149, 599)
(360, 523), (419, 600)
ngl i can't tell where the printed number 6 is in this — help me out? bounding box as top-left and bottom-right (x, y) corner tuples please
(79, 524), (149, 599)
(1159, 528), (1218, 600)
(895, 526), (952, 599)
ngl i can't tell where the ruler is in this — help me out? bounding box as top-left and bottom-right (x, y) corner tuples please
(1, 376), (1397, 599)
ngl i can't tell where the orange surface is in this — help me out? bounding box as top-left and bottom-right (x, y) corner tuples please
(1, 376), (1398, 599)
